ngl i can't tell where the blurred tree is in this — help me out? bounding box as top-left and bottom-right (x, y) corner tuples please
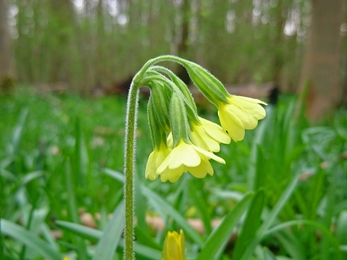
(299, 0), (345, 121)
(270, 0), (286, 88)
(49, 0), (75, 83)
(175, 0), (191, 84)
(0, 0), (14, 91)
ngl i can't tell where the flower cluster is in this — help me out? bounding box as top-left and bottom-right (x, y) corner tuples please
(138, 57), (266, 182)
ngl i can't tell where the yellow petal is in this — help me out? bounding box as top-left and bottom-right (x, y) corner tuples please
(199, 117), (231, 144)
(194, 145), (226, 164)
(169, 141), (201, 169)
(145, 151), (159, 180)
(218, 108), (246, 141)
(218, 95), (266, 141)
(188, 157), (214, 178)
(146, 143), (171, 180)
(161, 166), (185, 182)
(191, 124), (220, 152)
(229, 96), (266, 123)
(157, 139), (225, 182)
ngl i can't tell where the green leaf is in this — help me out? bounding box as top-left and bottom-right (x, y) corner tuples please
(275, 230), (306, 260)
(189, 181), (212, 235)
(9, 108), (28, 156)
(232, 190), (264, 260)
(240, 175), (300, 260)
(265, 219), (342, 260)
(56, 220), (162, 259)
(133, 243), (162, 260)
(92, 200), (125, 260)
(1, 219), (62, 260)
(196, 193), (253, 260)
(103, 168), (124, 183)
(336, 210), (347, 245)
(56, 220), (102, 241)
(65, 160), (88, 259)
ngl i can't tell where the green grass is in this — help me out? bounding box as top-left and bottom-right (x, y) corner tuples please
(1, 87), (347, 259)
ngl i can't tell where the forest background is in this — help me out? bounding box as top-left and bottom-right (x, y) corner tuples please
(1, 0), (347, 260)
(0, 0), (346, 119)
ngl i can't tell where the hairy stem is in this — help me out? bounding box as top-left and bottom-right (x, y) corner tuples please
(123, 79), (140, 260)
(122, 55), (186, 259)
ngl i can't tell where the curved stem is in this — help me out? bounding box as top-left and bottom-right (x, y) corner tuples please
(124, 80), (140, 260)
(121, 55), (189, 259)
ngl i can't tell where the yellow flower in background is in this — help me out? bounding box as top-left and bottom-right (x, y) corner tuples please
(191, 117), (231, 152)
(157, 140), (225, 182)
(145, 142), (171, 181)
(218, 95), (267, 142)
(162, 229), (185, 260)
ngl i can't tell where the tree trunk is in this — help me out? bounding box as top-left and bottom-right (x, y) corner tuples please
(299, 0), (345, 121)
(0, 0), (14, 91)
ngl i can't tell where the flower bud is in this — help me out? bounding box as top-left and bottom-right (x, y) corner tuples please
(162, 230), (185, 260)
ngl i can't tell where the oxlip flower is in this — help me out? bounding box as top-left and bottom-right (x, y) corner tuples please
(190, 117), (231, 152)
(162, 229), (185, 260)
(145, 142), (171, 181)
(157, 140), (225, 182)
(218, 95), (267, 142)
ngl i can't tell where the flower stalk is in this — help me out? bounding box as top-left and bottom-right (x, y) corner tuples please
(123, 55), (267, 259)
(123, 79), (140, 260)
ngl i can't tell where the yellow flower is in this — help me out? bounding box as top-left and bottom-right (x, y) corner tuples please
(157, 140), (225, 182)
(191, 117), (231, 152)
(145, 142), (171, 181)
(162, 229), (185, 260)
(218, 95), (267, 141)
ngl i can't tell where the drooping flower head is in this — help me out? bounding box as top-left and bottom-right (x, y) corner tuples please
(142, 56), (266, 182)
(145, 90), (227, 182)
(180, 59), (267, 142)
(162, 229), (185, 260)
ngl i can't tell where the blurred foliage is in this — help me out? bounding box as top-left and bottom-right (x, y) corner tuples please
(1, 88), (347, 259)
(7, 0), (312, 92)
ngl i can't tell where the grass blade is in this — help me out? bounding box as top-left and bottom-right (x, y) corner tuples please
(9, 108), (28, 156)
(65, 160), (88, 259)
(142, 185), (205, 247)
(240, 174), (300, 260)
(232, 190), (264, 260)
(189, 181), (212, 235)
(92, 201), (125, 260)
(1, 219), (62, 260)
(196, 193), (253, 260)
(56, 220), (102, 242)
(56, 220), (162, 259)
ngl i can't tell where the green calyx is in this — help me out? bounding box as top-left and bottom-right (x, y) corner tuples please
(169, 93), (191, 147)
(147, 95), (168, 149)
(143, 69), (200, 124)
(137, 55), (231, 106)
(181, 60), (229, 106)
(149, 66), (198, 112)
(148, 81), (171, 131)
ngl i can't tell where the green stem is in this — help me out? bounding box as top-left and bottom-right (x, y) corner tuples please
(124, 79), (140, 260)
(122, 55), (187, 259)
